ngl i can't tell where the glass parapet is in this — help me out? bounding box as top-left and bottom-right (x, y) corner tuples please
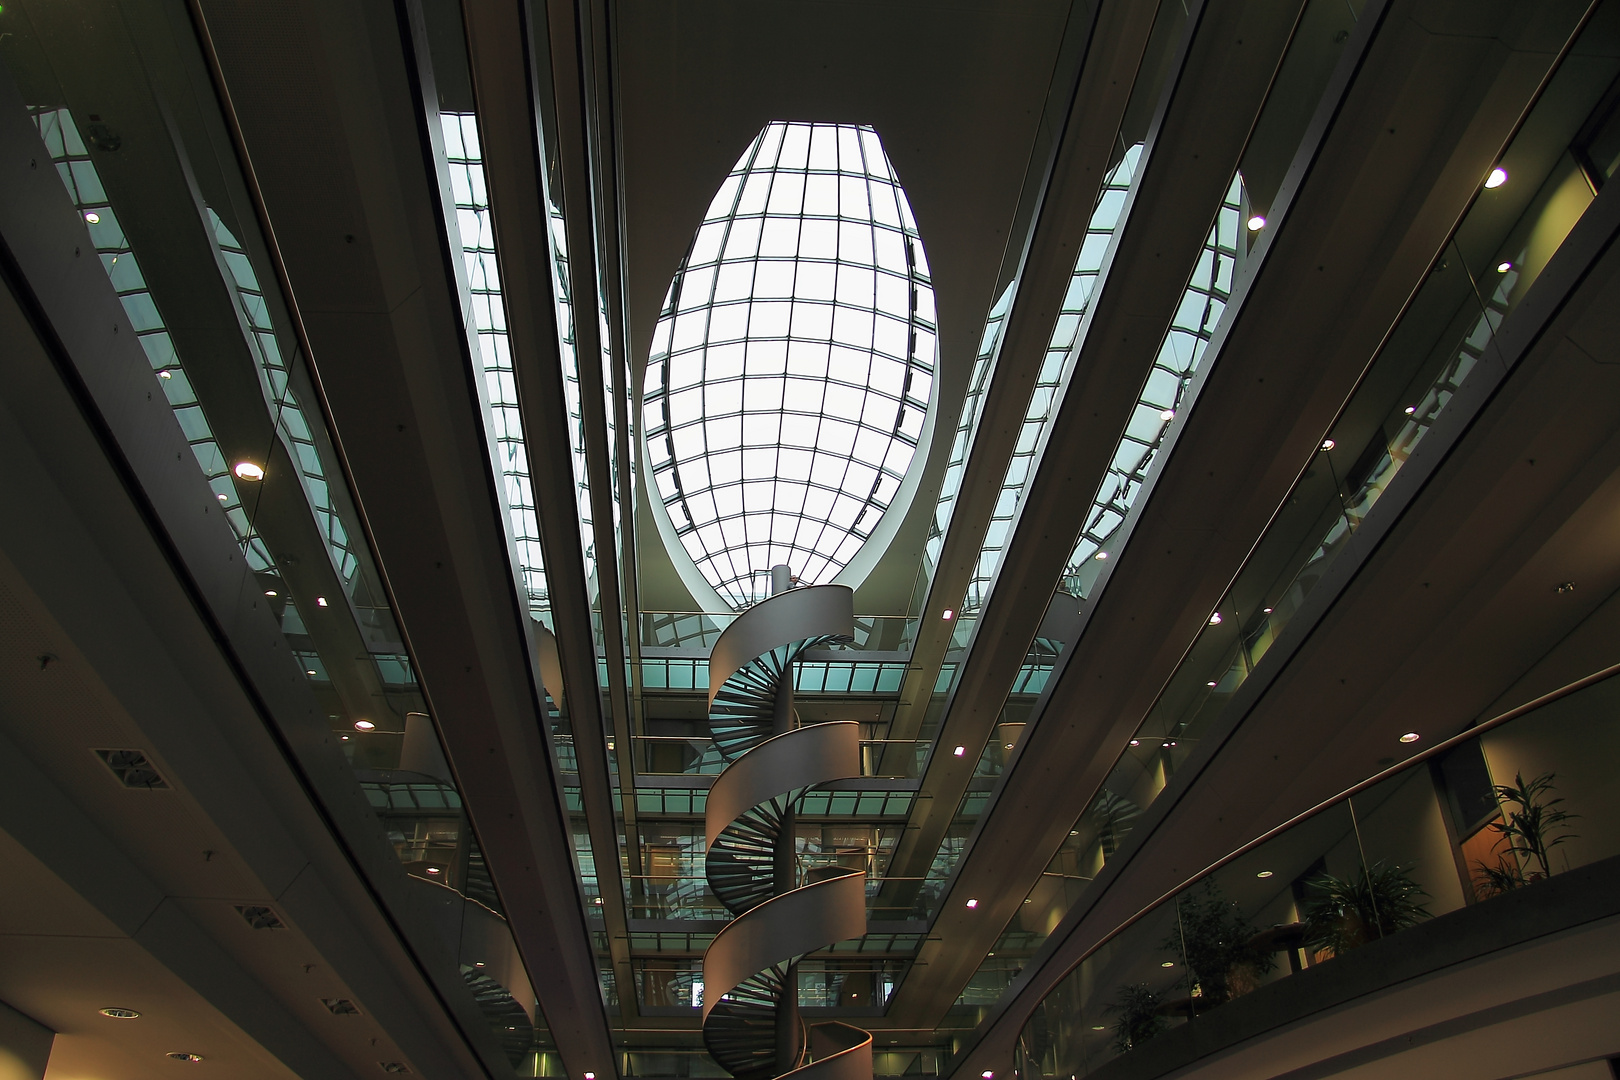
(1017, 663), (1620, 1076)
(5, 2), (552, 1063)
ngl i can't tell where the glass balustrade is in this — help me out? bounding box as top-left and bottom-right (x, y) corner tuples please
(1017, 663), (1620, 1076)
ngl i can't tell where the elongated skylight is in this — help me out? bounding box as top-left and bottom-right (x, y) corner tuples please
(1061, 171), (1245, 598)
(643, 122), (936, 609)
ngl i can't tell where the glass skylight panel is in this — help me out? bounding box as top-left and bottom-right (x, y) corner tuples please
(962, 145), (1143, 615)
(1060, 172), (1245, 597)
(643, 122), (936, 608)
(32, 107), (272, 573)
(207, 210), (359, 586)
(440, 113), (552, 615)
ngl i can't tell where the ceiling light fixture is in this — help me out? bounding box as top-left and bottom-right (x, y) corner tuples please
(99, 1007), (140, 1019)
(1321, 439), (1336, 451)
(1399, 732), (1420, 743)
(306, 669), (317, 675)
(1159, 408), (1175, 421)
(1208, 613), (1222, 625)
(264, 590), (277, 597)
(966, 898), (979, 909)
(942, 609), (954, 621)
(1404, 406), (1416, 414)
(1256, 870), (1274, 879)
(983, 1072), (995, 1078)
(216, 493), (228, 502)
(426, 866), (441, 874)
(1247, 214), (1266, 231)
(586, 1072), (597, 1079)
(1090, 1025), (1106, 1031)
(1262, 607), (1274, 614)
(1206, 680), (1218, 687)
(1161, 961), (1175, 968)
(1486, 167), (1508, 188)
(85, 211), (102, 224)
(166, 1052), (205, 1063)
(1094, 551), (1107, 561)
(340, 735), (349, 741)
(1497, 261), (1512, 273)
(234, 461), (265, 481)
(158, 370), (172, 379)
(316, 596), (328, 607)
(1129, 739), (1140, 746)
(353, 720), (375, 731)
(953, 745), (966, 757)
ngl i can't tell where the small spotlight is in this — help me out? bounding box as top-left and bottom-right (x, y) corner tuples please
(167, 1053), (205, 1063)
(1262, 607), (1274, 614)
(1090, 1025), (1106, 1031)
(1206, 681), (1218, 687)
(158, 370), (173, 380)
(340, 735), (350, 741)
(953, 745), (966, 757)
(587, 1073), (597, 1079)
(1256, 870), (1274, 879)
(1321, 439), (1335, 451)
(99, 1007), (140, 1019)
(1069, 830), (1079, 836)
(84, 211), (101, 224)
(1159, 408), (1175, 421)
(1486, 167), (1508, 188)
(1497, 261), (1512, 273)
(942, 608), (954, 621)
(1094, 551), (1108, 561)
(234, 461), (265, 481)
(265, 590), (277, 597)
(306, 669), (317, 676)
(316, 596), (329, 607)
(983, 1072), (995, 1078)
(1129, 739), (1140, 746)
(966, 898), (979, 909)
(426, 866), (441, 874)
(1023, 898), (1032, 904)
(1161, 961), (1175, 968)
(1404, 406), (1416, 414)
(1208, 613), (1222, 625)
(1399, 732), (1420, 743)
(1247, 215), (1266, 231)
(217, 493), (228, 502)
(354, 720), (376, 731)
(593, 897), (604, 905)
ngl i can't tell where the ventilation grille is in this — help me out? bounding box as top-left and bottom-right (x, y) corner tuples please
(322, 998), (360, 1015)
(93, 749), (168, 789)
(235, 905), (286, 930)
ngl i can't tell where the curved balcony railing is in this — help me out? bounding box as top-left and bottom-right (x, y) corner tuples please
(1017, 662), (1620, 1077)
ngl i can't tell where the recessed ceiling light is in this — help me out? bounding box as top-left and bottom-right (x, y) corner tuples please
(1262, 607), (1273, 614)
(982, 1072), (994, 1078)
(1094, 551), (1107, 561)
(158, 370), (173, 379)
(1497, 261), (1512, 273)
(1069, 829), (1079, 836)
(1161, 961), (1175, 968)
(1023, 898), (1032, 904)
(1090, 1025), (1106, 1031)
(953, 745), (966, 757)
(1404, 406), (1416, 414)
(1256, 870), (1274, 879)
(1129, 739), (1140, 746)
(354, 720), (376, 731)
(987, 952), (994, 956)
(966, 898), (979, 909)
(1399, 732), (1420, 743)
(166, 1052), (205, 1062)
(1165, 740), (1177, 747)
(1159, 408), (1175, 421)
(99, 1007), (140, 1019)
(1247, 214), (1266, 231)
(216, 493), (228, 502)
(593, 896), (604, 905)
(340, 735), (349, 741)
(306, 669), (317, 676)
(426, 866), (441, 874)
(1206, 680), (1218, 687)
(1003, 742), (1014, 750)
(265, 590), (277, 597)
(1486, 167), (1508, 188)
(586, 1073), (597, 1079)
(84, 211), (101, 224)
(1321, 439), (1336, 451)
(1208, 613), (1222, 625)
(316, 596), (329, 607)
(234, 461), (265, 481)
(942, 608), (954, 621)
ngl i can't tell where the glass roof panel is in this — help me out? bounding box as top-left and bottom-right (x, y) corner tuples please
(643, 122), (936, 609)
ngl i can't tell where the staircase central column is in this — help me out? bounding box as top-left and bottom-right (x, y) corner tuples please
(770, 564), (801, 1072)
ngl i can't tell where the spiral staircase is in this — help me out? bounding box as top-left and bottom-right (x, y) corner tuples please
(701, 582), (874, 1080)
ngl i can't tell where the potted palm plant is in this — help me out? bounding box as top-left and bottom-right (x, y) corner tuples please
(1302, 861), (1430, 960)
(1472, 771), (1579, 898)
(1106, 983), (1165, 1053)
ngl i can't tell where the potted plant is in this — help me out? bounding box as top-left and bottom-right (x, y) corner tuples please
(1472, 771), (1579, 898)
(1302, 861), (1430, 960)
(1106, 983), (1165, 1054)
(1159, 882), (1277, 1004)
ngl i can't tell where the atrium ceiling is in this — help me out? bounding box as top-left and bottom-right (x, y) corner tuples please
(2, 0), (1620, 1079)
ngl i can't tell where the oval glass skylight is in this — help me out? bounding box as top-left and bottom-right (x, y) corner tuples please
(643, 122), (937, 608)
